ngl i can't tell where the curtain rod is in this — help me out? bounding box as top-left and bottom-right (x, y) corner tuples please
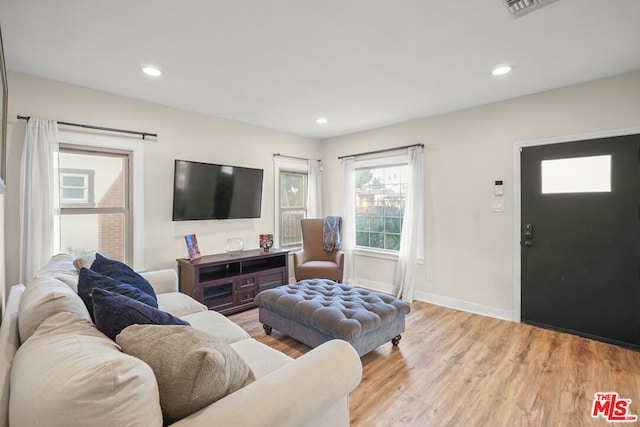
(17, 115), (157, 140)
(337, 143), (424, 160)
(273, 153), (321, 162)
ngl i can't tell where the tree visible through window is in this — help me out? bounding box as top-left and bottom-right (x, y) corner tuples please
(355, 164), (407, 251)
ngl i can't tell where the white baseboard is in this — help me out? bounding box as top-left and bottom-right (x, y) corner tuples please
(414, 291), (514, 321)
(354, 278), (395, 294)
(354, 278), (514, 322)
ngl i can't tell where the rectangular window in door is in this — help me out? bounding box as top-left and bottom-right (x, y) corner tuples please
(541, 154), (611, 194)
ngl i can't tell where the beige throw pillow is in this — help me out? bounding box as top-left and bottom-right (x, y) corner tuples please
(116, 324), (256, 422)
(18, 276), (91, 343)
(10, 312), (163, 427)
(72, 252), (107, 271)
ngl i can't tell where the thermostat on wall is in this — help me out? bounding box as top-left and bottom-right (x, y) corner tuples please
(494, 180), (504, 196)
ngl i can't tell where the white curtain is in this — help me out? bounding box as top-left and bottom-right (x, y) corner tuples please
(341, 157), (356, 284)
(394, 146), (425, 303)
(307, 159), (323, 218)
(19, 118), (59, 283)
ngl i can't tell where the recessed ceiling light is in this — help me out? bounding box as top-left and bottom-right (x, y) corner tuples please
(142, 66), (163, 77)
(316, 117), (328, 124)
(492, 65), (512, 76)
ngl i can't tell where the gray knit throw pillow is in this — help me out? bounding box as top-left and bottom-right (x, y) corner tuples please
(116, 324), (255, 423)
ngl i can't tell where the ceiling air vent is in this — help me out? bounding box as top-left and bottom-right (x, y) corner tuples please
(503, 0), (561, 18)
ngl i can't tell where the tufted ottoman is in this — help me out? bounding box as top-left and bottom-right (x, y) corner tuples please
(254, 279), (410, 356)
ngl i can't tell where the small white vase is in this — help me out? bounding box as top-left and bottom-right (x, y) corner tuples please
(226, 237), (244, 254)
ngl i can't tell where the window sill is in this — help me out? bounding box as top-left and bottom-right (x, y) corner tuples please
(353, 247), (399, 261)
(353, 247), (425, 264)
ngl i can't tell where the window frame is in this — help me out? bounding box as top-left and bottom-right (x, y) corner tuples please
(58, 131), (145, 270)
(353, 154), (408, 260)
(58, 146), (131, 262)
(279, 170), (308, 249)
(274, 158), (309, 250)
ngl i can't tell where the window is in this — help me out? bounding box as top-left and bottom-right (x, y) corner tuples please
(355, 161), (408, 252)
(57, 131), (144, 269)
(541, 155), (612, 194)
(60, 169), (95, 206)
(274, 157), (320, 249)
(279, 170), (307, 247)
(58, 146), (131, 263)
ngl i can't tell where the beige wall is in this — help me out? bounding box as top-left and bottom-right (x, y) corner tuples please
(3, 70), (640, 317)
(3, 71), (320, 290)
(321, 70), (640, 319)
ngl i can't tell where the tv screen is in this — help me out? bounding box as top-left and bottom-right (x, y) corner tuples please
(172, 159), (263, 221)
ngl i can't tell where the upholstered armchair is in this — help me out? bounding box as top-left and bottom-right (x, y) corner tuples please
(293, 218), (345, 282)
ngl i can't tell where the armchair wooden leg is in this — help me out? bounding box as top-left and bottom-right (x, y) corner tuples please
(263, 324), (273, 335)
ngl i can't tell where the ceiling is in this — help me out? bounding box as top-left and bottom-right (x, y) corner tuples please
(1, 1), (640, 140)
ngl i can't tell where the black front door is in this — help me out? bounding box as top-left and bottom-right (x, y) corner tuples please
(521, 134), (640, 348)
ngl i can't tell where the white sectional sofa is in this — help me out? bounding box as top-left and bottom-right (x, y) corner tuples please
(0, 254), (362, 426)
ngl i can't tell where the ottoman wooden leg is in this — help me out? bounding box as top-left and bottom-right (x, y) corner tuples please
(263, 324), (273, 335)
(391, 335), (402, 346)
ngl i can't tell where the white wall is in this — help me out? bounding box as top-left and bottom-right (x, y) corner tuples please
(321, 70), (640, 320)
(3, 71), (320, 289)
(4, 70), (640, 319)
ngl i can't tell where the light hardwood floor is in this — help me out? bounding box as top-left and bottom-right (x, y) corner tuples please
(229, 301), (640, 426)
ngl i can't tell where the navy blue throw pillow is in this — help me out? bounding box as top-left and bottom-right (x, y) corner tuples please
(90, 253), (157, 303)
(92, 288), (190, 341)
(77, 267), (158, 321)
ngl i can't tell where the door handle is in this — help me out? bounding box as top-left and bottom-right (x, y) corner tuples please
(523, 223), (533, 247)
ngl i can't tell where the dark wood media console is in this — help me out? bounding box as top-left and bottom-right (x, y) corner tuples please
(177, 248), (289, 315)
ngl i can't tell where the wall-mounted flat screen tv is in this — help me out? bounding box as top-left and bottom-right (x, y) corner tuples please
(172, 159), (264, 221)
